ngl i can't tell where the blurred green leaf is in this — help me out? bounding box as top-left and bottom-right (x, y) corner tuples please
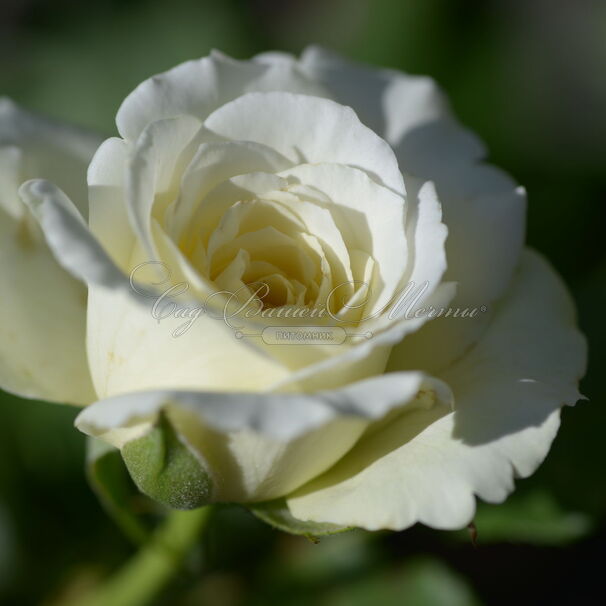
(86, 437), (149, 545)
(0, 0), (259, 133)
(0, 504), (16, 591)
(455, 490), (593, 546)
(264, 529), (380, 586)
(324, 557), (482, 606)
(247, 530), (383, 606)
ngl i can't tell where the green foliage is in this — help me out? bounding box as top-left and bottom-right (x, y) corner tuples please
(86, 438), (150, 545)
(322, 557), (482, 606)
(456, 490), (593, 546)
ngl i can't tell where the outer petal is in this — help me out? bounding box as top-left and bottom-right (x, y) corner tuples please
(298, 46), (450, 145)
(406, 162), (526, 308)
(286, 251), (586, 530)
(125, 115), (203, 261)
(19, 180), (129, 294)
(297, 48), (526, 343)
(76, 372), (452, 502)
(0, 212), (96, 404)
(392, 110), (524, 318)
(0, 98), (101, 218)
(87, 137), (135, 272)
(116, 50), (329, 141)
(386, 172), (525, 375)
(18, 180), (284, 397)
(85, 281), (290, 399)
(266, 177), (451, 393)
(0, 101), (100, 404)
(204, 92), (405, 196)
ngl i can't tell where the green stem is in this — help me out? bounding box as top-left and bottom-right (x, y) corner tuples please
(68, 507), (213, 606)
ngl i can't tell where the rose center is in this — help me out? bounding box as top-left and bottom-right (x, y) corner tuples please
(183, 197), (327, 311)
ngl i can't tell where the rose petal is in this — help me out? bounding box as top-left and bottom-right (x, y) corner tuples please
(299, 46), (449, 144)
(278, 163), (408, 316)
(0, 101), (100, 404)
(168, 140), (292, 239)
(286, 251), (586, 530)
(88, 137), (135, 272)
(19, 180), (130, 293)
(204, 92), (405, 196)
(76, 371), (451, 501)
(266, 175), (451, 393)
(0, 97), (100, 218)
(116, 51), (329, 141)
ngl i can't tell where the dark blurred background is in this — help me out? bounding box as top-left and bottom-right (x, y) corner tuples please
(1, 0), (605, 604)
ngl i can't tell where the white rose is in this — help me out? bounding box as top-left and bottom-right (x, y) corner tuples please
(7, 48), (585, 532)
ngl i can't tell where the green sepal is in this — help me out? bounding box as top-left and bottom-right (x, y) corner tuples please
(249, 499), (354, 541)
(121, 413), (213, 511)
(86, 437), (150, 545)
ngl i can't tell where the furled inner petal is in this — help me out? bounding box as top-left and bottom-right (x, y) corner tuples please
(167, 140), (293, 239)
(167, 164), (372, 318)
(279, 163), (408, 317)
(209, 227), (317, 290)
